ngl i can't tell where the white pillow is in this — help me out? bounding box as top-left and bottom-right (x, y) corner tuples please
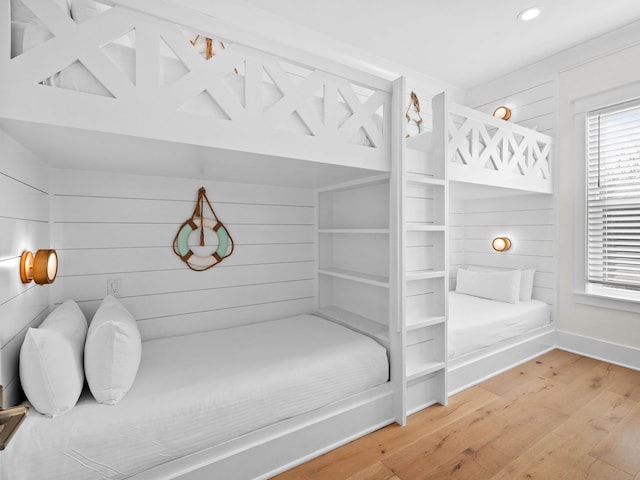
(456, 268), (521, 304)
(70, 0), (98, 23)
(11, 0), (71, 56)
(70, 0), (135, 47)
(12, 0), (70, 25)
(467, 265), (536, 302)
(19, 299), (88, 416)
(85, 295), (141, 405)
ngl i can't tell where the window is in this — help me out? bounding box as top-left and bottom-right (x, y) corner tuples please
(586, 99), (640, 294)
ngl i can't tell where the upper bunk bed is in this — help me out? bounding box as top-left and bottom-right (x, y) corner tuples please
(0, 0), (552, 193)
(0, 0), (393, 187)
(406, 99), (553, 195)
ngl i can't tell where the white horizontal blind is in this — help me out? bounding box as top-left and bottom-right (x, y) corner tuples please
(587, 98), (640, 291)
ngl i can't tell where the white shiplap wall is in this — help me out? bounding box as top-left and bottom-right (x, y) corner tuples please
(462, 68), (558, 309)
(0, 129), (51, 407)
(449, 192), (556, 307)
(465, 76), (556, 137)
(50, 169), (315, 341)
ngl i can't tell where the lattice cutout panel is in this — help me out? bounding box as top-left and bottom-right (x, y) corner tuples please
(448, 108), (551, 181)
(8, 0), (388, 151)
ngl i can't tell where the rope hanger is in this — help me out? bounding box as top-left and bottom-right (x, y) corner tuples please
(405, 91), (425, 135)
(173, 187), (234, 272)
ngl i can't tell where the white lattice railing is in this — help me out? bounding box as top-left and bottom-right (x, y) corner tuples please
(0, 0), (391, 170)
(446, 102), (553, 193)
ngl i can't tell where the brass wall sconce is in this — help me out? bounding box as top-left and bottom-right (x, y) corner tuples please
(20, 249), (58, 285)
(493, 106), (511, 121)
(492, 237), (511, 252)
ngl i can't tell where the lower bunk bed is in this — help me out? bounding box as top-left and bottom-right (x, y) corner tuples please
(447, 280), (554, 395)
(2, 313), (392, 480)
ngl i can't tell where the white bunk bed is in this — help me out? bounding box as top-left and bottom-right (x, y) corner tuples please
(430, 100), (554, 394)
(0, 0), (554, 478)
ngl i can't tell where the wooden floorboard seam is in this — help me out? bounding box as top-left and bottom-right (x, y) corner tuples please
(274, 349), (640, 480)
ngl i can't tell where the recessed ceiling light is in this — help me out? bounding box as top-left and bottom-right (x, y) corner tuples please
(518, 7), (541, 21)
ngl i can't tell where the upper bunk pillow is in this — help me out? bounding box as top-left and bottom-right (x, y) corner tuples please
(456, 268), (521, 304)
(70, 0), (135, 47)
(467, 265), (536, 302)
(11, 0), (71, 56)
(19, 299), (88, 416)
(85, 295), (141, 405)
(69, 0), (98, 23)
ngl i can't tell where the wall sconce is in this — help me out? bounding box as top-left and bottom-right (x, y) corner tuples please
(492, 237), (511, 252)
(493, 106), (511, 121)
(20, 250), (58, 285)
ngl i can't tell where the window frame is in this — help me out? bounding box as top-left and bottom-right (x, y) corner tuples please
(573, 82), (640, 313)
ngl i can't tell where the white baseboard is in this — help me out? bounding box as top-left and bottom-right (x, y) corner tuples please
(555, 330), (640, 371)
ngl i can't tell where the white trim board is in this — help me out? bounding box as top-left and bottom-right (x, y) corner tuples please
(555, 330), (640, 371)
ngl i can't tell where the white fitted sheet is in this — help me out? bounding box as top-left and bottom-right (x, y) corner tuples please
(448, 292), (551, 358)
(3, 314), (388, 480)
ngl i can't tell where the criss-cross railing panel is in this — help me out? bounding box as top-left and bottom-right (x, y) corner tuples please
(1, 0), (391, 169)
(446, 102), (552, 193)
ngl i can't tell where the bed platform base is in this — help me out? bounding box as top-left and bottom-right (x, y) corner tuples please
(130, 383), (394, 480)
(448, 325), (555, 395)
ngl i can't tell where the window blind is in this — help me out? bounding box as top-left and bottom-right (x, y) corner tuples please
(587, 99), (640, 291)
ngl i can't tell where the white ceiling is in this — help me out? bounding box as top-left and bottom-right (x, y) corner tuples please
(238, 0), (640, 89)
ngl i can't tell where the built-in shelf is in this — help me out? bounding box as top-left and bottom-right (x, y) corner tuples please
(318, 228), (390, 234)
(317, 267), (389, 288)
(405, 270), (446, 282)
(317, 306), (390, 347)
(406, 316), (446, 331)
(406, 361), (446, 382)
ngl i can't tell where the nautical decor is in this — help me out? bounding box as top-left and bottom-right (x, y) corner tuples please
(173, 187), (234, 271)
(405, 91), (425, 136)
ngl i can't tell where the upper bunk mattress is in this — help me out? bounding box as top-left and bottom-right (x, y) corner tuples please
(448, 292), (551, 359)
(2, 314), (389, 480)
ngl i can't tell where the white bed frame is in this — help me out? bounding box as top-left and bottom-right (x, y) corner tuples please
(0, 1), (555, 478)
(0, 0), (392, 172)
(448, 324), (555, 395)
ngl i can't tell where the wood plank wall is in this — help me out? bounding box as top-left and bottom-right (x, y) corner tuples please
(465, 75), (556, 137)
(50, 169), (315, 341)
(0, 130), (51, 407)
(452, 74), (558, 307)
(450, 194), (556, 307)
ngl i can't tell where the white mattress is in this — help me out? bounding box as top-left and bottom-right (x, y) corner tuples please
(448, 292), (551, 358)
(2, 314), (388, 480)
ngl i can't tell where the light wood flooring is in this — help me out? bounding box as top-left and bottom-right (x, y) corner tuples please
(274, 349), (640, 480)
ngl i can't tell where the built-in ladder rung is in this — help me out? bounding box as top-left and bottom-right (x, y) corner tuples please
(405, 224), (445, 232)
(407, 316), (446, 330)
(405, 173), (445, 186)
(405, 270), (446, 281)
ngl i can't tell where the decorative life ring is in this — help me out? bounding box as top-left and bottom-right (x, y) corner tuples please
(172, 187), (234, 271)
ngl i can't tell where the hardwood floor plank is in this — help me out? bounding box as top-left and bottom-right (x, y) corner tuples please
(607, 364), (640, 402)
(562, 457), (633, 480)
(488, 389), (637, 479)
(276, 351), (640, 480)
(589, 402), (640, 475)
(541, 353), (600, 384)
(461, 403), (566, 474)
(487, 432), (573, 480)
(272, 387), (497, 480)
(402, 453), (494, 480)
(344, 462), (400, 480)
(545, 362), (623, 416)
